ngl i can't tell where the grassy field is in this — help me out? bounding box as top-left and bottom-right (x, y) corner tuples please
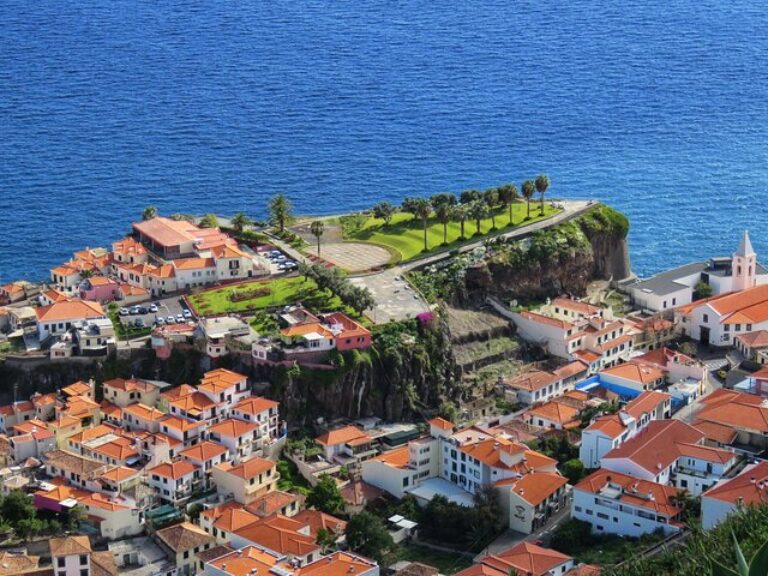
(189, 276), (344, 316)
(345, 202), (560, 262)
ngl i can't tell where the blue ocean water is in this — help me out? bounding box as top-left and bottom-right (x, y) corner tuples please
(1, 1), (767, 283)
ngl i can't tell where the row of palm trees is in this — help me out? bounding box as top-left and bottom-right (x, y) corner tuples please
(372, 174), (551, 252)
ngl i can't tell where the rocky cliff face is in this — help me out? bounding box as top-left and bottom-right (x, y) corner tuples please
(244, 315), (463, 428)
(463, 204), (630, 304)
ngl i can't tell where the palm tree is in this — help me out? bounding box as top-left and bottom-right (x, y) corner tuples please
(412, 198), (432, 252)
(468, 201), (489, 236)
(268, 193), (294, 233)
(142, 206), (158, 221)
(434, 202), (452, 245)
(497, 183), (518, 226)
(452, 204), (469, 240)
(483, 188), (500, 230)
(712, 531), (768, 575)
(231, 212), (253, 232)
(522, 180), (536, 220)
(310, 220), (325, 257)
(535, 174), (550, 215)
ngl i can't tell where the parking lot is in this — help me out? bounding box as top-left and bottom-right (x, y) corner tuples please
(261, 249), (299, 275)
(117, 296), (194, 329)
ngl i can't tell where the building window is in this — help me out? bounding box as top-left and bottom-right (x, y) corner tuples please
(703, 314), (709, 323)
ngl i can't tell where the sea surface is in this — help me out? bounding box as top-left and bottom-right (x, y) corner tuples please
(2, 1), (768, 283)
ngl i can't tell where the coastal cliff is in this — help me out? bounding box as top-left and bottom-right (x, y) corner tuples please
(463, 204), (630, 303)
(247, 315), (462, 427)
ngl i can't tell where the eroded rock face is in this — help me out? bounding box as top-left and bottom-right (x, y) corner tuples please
(463, 205), (631, 304)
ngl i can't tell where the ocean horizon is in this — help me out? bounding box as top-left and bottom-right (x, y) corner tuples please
(2, 1), (767, 283)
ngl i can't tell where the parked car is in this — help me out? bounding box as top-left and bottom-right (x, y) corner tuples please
(149, 304), (158, 312)
(166, 316), (176, 324)
(283, 260), (297, 270)
(138, 306), (149, 314)
(134, 318), (145, 328)
(175, 314), (185, 323)
(119, 308), (130, 316)
(182, 309), (192, 319)
(155, 317), (165, 326)
(129, 305), (141, 314)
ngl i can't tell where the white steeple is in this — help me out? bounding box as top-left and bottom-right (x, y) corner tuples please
(732, 230), (757, 292)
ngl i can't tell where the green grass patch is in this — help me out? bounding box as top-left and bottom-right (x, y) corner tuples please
(189, 276), (344, 316)
(392, 542), (473, 575)
(344, 202), (560, 262)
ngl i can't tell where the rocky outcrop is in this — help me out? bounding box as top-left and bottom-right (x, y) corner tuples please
(463, 204), (630, 304)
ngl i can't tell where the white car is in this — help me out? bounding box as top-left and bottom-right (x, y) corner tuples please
(182, 309), (192, 319)
(149, 304), (158, 312)
(119, 308), (130, 316)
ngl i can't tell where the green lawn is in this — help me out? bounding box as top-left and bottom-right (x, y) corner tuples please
(345, 201), (560, 262)
(189, 276), (345, 316)
(392, 542), (474, 575)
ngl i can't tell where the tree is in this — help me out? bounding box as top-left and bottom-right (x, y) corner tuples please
(460, 189), (482, 204)
(497, 183), (518, 226)
(316, 527), (337, 552)
(562, 458), (585, 484)
(434, 202), (452, 245)
(670, 489), (700, 524)
(694, 281), (713, 299)
(268, 193), (294, 233)
(345, 511), (395, 564)
(306, 474), (345, 515)
(468, 201), (489, 236)
(430, 192), (457, 208)
(142, 206), (158, 221)
(452, 204), (469, 240)
(372, 202), (396, 226)
(1, 490), (36, 526)
(712, 531), (768, 576)
(401, 197), (421, 219)
(412, 198), (433, 252)
(66, 504), (86, 531)
(522, 180), (536, 219)
(535, 174), (550, 215)
(483, 188), (500, 230)
(310, 220), (325, 257)
(231, 212), (253, 232)
(199, 213), (219, 228)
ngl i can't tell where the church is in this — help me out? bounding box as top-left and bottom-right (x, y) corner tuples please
(624, 231), (768, 312)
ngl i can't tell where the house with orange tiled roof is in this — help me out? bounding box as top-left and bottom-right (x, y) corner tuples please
(8, 419), (56, 463)
(456, 542), (574, 576)
(179, 440), (230, 475)
(158, 414), (206, 446)
(206, 418), (259, 460)
(0, 400), (36, 433)
(78, 275), (121, 302)
(573, 468), (686, 537)
(35, 299), (107, 340)
(315, 425), (375, 463)
(231, 395), (282, 451)
(601, 419), (739, 495)
(147, 459), (202, 505)
(103, 377), (161, 408)
(295, 551), (379, 576)
(524, 401), (582, 430)
(579, 390), (671, 468)
(702, 460), (768, 529)
(735, 330), (768, 364)
(211, 455), (278, 504)
(198, 368), (251, 411)
(122, 403), (166, 433)
(503, 361), (589, 405)
(511, 300), (634, 373)
(247, 490), (302, 519)
(230, 514), (321, 565)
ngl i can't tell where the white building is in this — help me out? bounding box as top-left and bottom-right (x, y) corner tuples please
(625, 231), (768, 312)
(600, 419), (739, 496)
(503, 360), (588, 405)
(702, 461), (768, 529)
(572, 469), (684, 537)
(579, 390), (671, 469)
